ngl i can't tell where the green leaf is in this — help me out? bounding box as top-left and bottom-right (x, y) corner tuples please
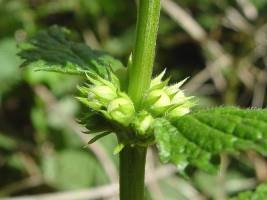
(155, 107), (267, 172)
(230, 183), (267, 200)
(154, 118), (215, 172)
(18, 25), (125, 78)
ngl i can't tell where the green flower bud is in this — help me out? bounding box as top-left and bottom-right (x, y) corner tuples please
(171, 90), (187, 104)
(107, 97), (135, 126)
(76, 97), (102, 110)
(152, 90), (171, 107)
(145, 89), (171, 115)
(132, 111), (154, 136)
(167, 105), (190, 119)
(89, 85), (117, 105)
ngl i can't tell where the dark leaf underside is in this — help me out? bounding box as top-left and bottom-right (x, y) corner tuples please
(18, 25), (124, 78)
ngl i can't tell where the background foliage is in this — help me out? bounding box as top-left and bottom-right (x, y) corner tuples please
(0, 0), (267, 199)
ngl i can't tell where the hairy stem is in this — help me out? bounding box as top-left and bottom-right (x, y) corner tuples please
(120, 146), (147, 200)
(128, 0), (161, 109)
(119, 1), (161, 199)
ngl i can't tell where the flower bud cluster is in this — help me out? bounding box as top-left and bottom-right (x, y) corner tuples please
(77, 70), (194, 139)
(144, 70), (194, 119)
(132, 111), (154, 136)
(77, 71), (135, 127)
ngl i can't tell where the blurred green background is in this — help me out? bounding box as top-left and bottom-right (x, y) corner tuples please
(0, 0), (267, 199)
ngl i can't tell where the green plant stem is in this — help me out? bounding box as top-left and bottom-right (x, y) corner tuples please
(119, 146), (147, 200)
(120, 1), (161, 199)
(128, 0), (161, 109)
